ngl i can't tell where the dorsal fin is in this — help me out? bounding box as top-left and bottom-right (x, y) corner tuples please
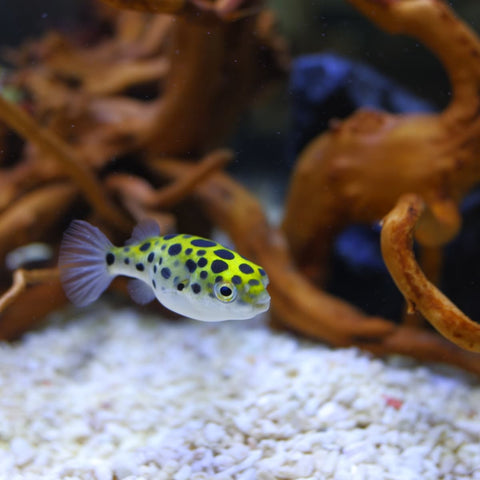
(127, 279), (156, 305)
(126, 219), (160, 245)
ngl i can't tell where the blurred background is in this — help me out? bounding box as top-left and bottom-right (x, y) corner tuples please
(1, 0), (480, 105)
(1, 0), (480, 321)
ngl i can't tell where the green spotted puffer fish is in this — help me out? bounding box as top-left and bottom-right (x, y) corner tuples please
(58, 219), (270, 321)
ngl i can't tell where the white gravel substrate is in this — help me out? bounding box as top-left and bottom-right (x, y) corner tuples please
(0, 302), (480, 480)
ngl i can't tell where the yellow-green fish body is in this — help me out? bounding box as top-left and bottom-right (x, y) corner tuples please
(59, 219), (270, 321)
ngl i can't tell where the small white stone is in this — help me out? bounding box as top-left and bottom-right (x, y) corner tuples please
(10, 437), (34, 466)
(236, 468), (256, 480)
(203, 422), (225, 443)
(316, 401), (348, 422)
(294, 455), (315, 477)
(233, 414), (253, 433)
(173, 464), (191, 480)
(92, 463), (113, 480)
(112, 457), (138, 479)
(226, 443), (250, 461)
(212, 454), (234, 470)
(333, 386), (357, 404)
(303, 396), (321, 416)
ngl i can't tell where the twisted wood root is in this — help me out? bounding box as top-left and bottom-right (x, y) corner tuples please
(381, 194), (480, 353)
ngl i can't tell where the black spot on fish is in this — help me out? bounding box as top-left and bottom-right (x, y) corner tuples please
(177, 283), (185, 291)
(147, 252), (155, 263)
(161, 245), (166, 251)
(214, 249), (234, 260)
(197, 257), (207, 268)
(185, 259), (197, 273)
(232, 275), (242, 285)
(152, 279), (156, 289)
(248, 279), (260, 286)
(124, 258), (130, 265)
(168, 243), (182, 256)
(161, 267), (171, 279)
(106, 253), (115, 265)
(239, 263), (254, 274)
(158, 257), (163, 265)
(140, 242), (151, 252)
(185, 248), (193, 255)
(123, 247), (130, 252)
(196, 250), (206, 256)
(191, 283), (201, 294)
(211, 260), (228, 274)
(259, 268), (267, 277)
(174, 276), (179, 285)
(153, 265), (157, 273)
(215, 276), (223, 283)
(200, 270), (208, 279)
(164, 234), (178, 240)
(191, 239), (217, 248)
(136, 263), (145, 272)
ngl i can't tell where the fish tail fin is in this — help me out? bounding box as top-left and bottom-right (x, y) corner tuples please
(58, 220), (115, 307)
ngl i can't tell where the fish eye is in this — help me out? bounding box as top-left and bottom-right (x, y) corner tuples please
(214, 282), (237, 303)
(220, 286), (232, 296)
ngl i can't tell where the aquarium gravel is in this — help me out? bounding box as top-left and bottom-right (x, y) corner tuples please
(0, 303), (479, 480)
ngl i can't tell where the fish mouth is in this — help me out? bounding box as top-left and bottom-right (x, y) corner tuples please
(255, 298), (271, 312)
(256, 290), (271, 306)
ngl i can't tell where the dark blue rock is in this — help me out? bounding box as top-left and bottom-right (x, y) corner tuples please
(289, 53), (434, 159)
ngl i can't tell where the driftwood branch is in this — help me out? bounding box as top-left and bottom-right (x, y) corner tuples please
(0, 278), (66, 341)
(0, 268), (59, 312)
(347, 0), (480, 124)
(381, 194), (480, 352)
(0, 183), (78, 263)
(0, 95), (131, 232)
(98, 0), (260, 21)
(107, 149), (232, 208)
(98, 0), (187, 15)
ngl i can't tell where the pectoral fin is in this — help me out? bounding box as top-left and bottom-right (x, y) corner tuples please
(127, 279), (155, 305)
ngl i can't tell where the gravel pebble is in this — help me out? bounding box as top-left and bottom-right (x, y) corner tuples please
(0, 302), (479, 479)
